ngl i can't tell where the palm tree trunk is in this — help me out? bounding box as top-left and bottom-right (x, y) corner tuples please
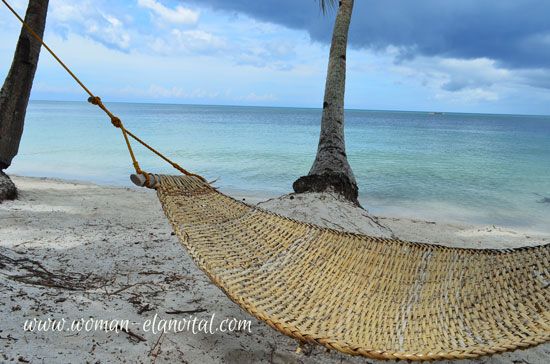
(293, 0), (359, 205)
(0, 0), (49, 201)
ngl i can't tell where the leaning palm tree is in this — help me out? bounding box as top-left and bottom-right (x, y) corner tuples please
(293, 0), (359, 205)
(0, 0), (50, 201)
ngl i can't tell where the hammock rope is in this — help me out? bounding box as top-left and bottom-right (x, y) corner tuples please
(0, 0), (205, 183)
(2, 1), (549, 360)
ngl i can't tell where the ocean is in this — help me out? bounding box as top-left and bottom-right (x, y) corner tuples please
(9, 100), (550, 231)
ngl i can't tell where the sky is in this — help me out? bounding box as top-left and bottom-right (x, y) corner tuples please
(1, 0), (550, 115)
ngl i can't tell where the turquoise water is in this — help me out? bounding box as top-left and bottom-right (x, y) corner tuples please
(9, 101), (550, 231)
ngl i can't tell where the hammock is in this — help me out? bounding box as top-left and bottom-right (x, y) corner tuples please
(3, 0), (549, 360)
(146, 173), (548, 361)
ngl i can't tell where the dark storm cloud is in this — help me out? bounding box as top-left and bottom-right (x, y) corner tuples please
(189, 0), (550, 69)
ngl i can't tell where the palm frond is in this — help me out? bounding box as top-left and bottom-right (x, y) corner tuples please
(317, 0), (338, 14)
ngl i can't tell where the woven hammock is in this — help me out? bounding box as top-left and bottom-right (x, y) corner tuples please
(151, 174), (550, 361)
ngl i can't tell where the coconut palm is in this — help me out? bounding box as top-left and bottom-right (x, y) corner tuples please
(0, 0), (50, 201)
(293, 0), (359, 205)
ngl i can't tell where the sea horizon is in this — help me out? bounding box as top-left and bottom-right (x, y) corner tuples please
(29, 98), (550, 118)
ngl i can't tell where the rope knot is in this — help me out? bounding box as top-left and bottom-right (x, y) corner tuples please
(111, 116), (122, 128)
(87, 96), (101, 105)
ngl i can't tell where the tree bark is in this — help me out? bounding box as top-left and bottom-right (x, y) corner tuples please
(0, 0), (49, 201)
(293, 0), (359, 205)
(0, 171), (17, 201)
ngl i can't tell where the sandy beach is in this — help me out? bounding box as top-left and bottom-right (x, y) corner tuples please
(1, 175), (548, 363)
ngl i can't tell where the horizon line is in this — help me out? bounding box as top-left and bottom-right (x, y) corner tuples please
(28, 98), (550, 118)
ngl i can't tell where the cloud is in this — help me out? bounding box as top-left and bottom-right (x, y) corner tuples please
(43, 0), (299, 66)
(436, 87), (500, 103)
(115, 84), (220, 99)
(86, 14), (131, 50)
(114, 84), (276, 103)
(437, 58), (511, 92)
(403, 56), (550, 95)
(186, 0), (550, 102)
(515, 69), (550, 90)
(236, 92), (277, 102)
(172, 29), (225, 50)
(49, 0), (132, 51)
(138, 0), (198, 25)
(189, 0), (550, 70)
(148, 29), (227, 55)
(380, 54), (514, 103)
(235, 41), (295, 70)
(4, 0), (549, 112)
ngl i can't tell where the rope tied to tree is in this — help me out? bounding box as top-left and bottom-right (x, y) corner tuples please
(1, 0), (206, 185)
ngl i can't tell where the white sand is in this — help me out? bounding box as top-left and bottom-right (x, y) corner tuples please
(1, 176), (548, 364)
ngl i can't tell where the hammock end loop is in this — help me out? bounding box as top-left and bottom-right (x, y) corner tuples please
(130, 172), (159, 189)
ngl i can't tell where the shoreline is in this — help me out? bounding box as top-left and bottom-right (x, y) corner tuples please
(9, 173), (550, 240)
(1, 175), (549, 363)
